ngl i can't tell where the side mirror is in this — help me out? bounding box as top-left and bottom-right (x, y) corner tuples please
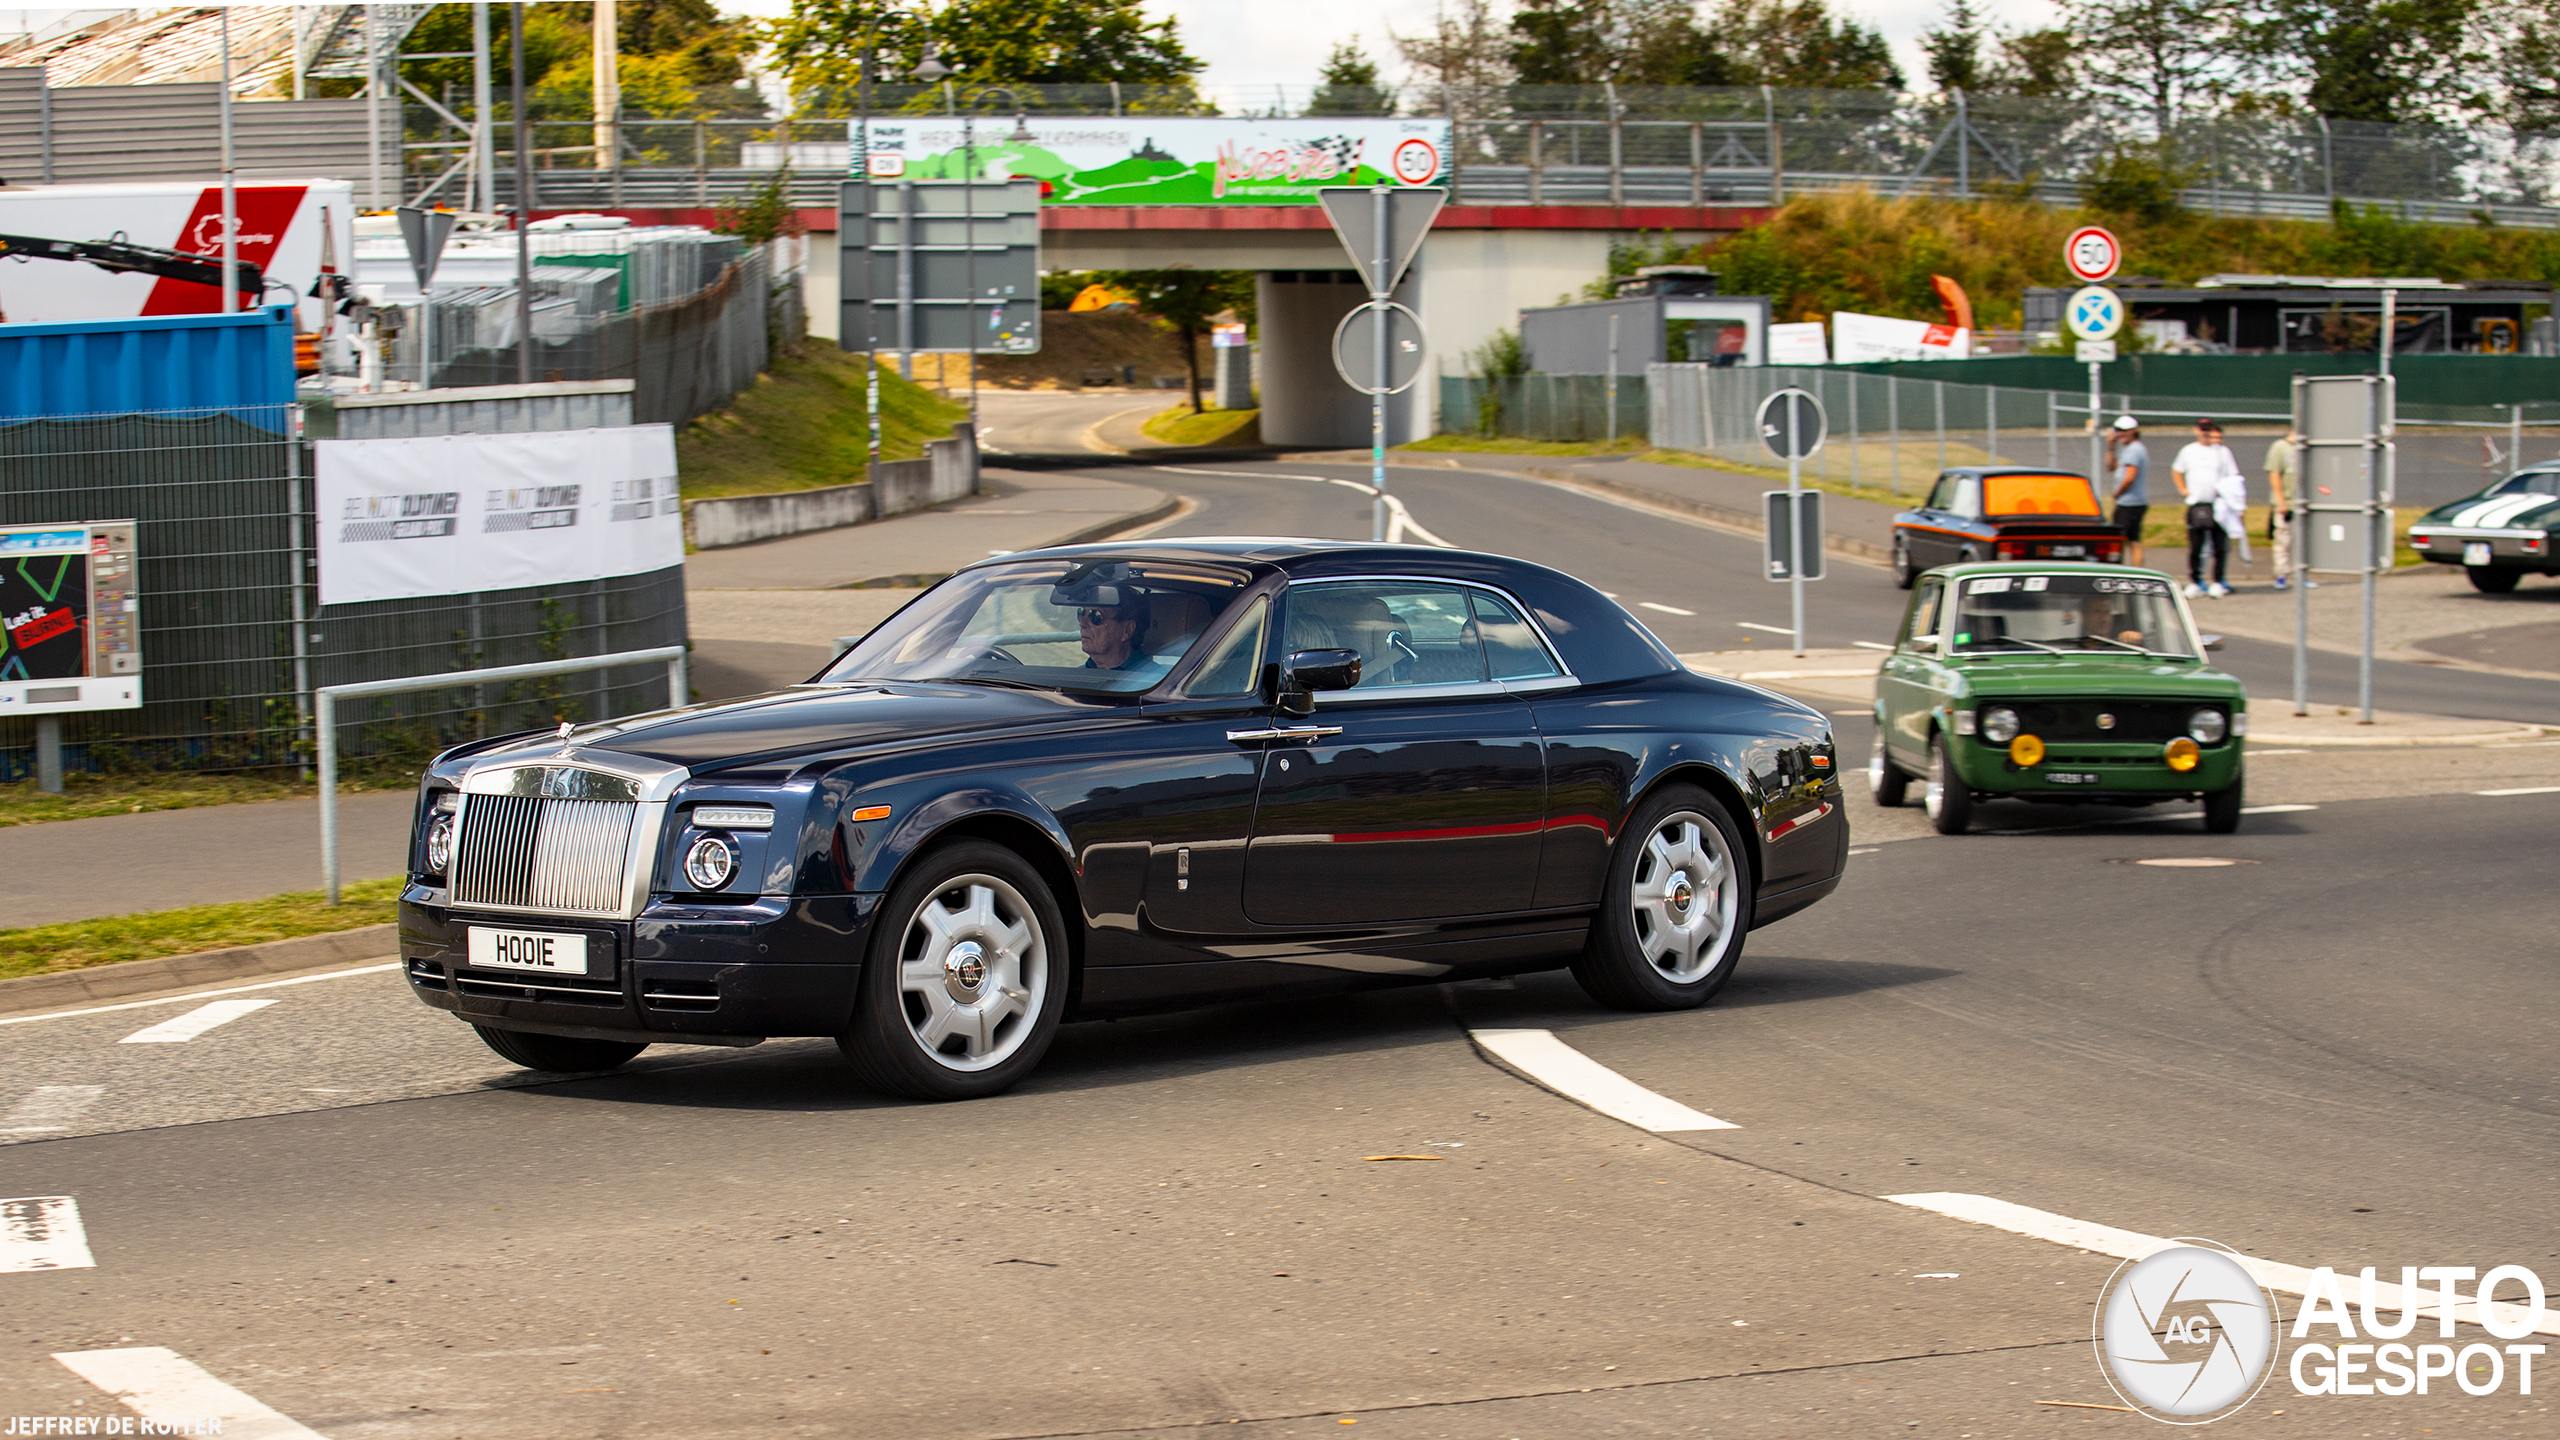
(2199, 633), (2224, 650)
(1277, 648), (1361, 715)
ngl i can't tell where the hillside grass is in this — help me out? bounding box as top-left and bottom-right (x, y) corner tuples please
(1691, 191), (2560, 330)
(677, 344), (970, 499)
(1140, 404), (1260, 447)
(0, 877), (403, 981)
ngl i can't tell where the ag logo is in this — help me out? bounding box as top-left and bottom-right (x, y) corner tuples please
(2095, 1241), (2279, 1423)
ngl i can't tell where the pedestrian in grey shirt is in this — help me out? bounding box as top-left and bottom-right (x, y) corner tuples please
(2108, 415), (2151, 568)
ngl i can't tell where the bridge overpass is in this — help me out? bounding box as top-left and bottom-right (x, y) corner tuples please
(581, 202), (1774, 447)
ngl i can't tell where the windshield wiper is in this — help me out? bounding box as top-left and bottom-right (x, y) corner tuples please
(1964, 636), (2068, 654)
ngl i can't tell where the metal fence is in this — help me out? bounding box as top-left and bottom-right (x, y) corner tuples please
(382, 83), (2560, 227)
(1645, 363), (2560, 510)
(1439, 373), (1649, 443)
(0, 404), (686, 785)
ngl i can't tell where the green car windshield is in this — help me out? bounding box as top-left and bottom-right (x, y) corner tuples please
(1950, 573), (2197, 658)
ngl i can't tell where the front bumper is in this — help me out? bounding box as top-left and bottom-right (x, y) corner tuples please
(399, 888), (877, 1040)
(1949, 738), (2242, 797)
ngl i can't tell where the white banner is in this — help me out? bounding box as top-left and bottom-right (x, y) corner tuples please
(1830, 311), (1972, 363)
(315, 427), (682, 607)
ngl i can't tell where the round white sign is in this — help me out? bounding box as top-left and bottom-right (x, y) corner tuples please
(2066, 225), (2122, 283)
(2066, 285), (2125, 341)
(1391, 137), (1441, 185)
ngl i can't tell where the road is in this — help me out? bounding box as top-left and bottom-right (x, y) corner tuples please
(8, 428), (2559, 1437)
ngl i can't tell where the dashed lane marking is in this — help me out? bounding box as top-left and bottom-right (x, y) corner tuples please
(0, 963), (397, 1028)
(2239, 803), (2319, 814)
(120, 998), (278, 1044)
(1, 1085), (105, 1134)
(1470, 1028), (1738, 1132)
(1886, 1192), (2560, 1338)
(2477, 785), (2560, 796)
(1638, 601), (1697, 616)
(1852, 640), (1895, 651)
(1, 1196), (95, 1272)
(54, 1347), (330, 1438)
(1734, 621), (1795, 635)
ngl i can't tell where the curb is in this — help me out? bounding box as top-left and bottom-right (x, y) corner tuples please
(2244, 725), (2547, 747)
(0, 924), (398, 1017)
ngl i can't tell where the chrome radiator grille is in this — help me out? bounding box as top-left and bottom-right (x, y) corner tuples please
(451, 794), (641, 916)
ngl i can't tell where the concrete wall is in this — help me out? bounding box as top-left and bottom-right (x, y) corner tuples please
(804, 224), (841, 342)
(1411, 228), (1616, 399)
(686, 424), (978, 549)
(1257, 271), (1431, 449)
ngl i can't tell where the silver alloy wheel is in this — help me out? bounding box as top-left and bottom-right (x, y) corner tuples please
(1626, 810), (1738, 983)
(894, 872), (1048, 1072)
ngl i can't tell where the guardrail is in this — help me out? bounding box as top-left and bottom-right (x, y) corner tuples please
(317, 646), (690, 904)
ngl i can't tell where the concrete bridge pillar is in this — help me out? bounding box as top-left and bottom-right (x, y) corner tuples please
(1255, 269), (1428, 449)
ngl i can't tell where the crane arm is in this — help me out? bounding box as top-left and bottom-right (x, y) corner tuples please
(0, 233), (266, 296)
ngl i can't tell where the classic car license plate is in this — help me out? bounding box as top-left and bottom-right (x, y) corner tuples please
(2045, 771), (2101, 785)
(2465, 542), (2493, 566)
(468, 927), (591, 976)
(2051, 545), (2085, 557)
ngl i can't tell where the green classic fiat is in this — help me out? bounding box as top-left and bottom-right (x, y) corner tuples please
(1868, 562), (2250, 835)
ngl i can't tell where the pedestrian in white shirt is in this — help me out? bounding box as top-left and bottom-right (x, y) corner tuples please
(2173, 418), (2244, 596)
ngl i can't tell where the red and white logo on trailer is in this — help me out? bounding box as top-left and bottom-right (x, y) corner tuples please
(2065, 225), (2122, 284)
(1390, 137), (1441, 185)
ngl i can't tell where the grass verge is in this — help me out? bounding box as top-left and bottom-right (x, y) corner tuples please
(677, 344), (970, 499)
(0, 772), (406, 829)
(0, 877), (403, 981)
(1141, 404), (1260, 447)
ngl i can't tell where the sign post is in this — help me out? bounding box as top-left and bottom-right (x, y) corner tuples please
(2065, 279), (2125, 493)
(1319, 186), (1445, 541)
(2063, 227), (2122, 486)
(1756, 388), (1827, 655)
(395, 205), (456, 388)
(2295, 373), (2393, 725)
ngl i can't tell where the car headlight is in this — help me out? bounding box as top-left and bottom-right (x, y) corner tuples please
(684, 834), (738, 891)
(423, 792), (459, 876)
(2188, 707), (2228, 743)
(1980, 706), (2022, 744)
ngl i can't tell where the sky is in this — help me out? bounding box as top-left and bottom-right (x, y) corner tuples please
(5, 2), (2068, 102)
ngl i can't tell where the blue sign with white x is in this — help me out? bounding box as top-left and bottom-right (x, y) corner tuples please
(2066, 285), (2124, 341)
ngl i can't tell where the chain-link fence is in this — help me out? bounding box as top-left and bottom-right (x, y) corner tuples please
(0, 404), (686, 785)
(1646, 363), (2560, 510)
(1438, 373), (1649, 443)
(385, 83), (2560, 226)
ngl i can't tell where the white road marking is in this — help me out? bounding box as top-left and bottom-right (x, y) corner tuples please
(120, 998), (278, 1044)
(2477, 785), (2560, 796)
(2245, 748), (2311, 755)
(1735, 621), (1795, 635)
(1150, 465), (1453, 547)
(1852, 640), (1895, 651)
(1, 1085), (105, 1134)
(2239, 803), (2319, 814)
(1, 1195), (96, 1272)
(1887, 1192), (2560, 1337)
(1638, 601), (1697, 616)
(0, 962), (398, 1028)
(54, 1347), (330, 1438)
(1470, 1028), (1738, 1132)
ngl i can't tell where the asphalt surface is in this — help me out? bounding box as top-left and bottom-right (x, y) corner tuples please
(10, 431), (2560, 1436)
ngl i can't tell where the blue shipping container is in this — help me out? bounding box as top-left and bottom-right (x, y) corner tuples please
(0, 305), (296, 422)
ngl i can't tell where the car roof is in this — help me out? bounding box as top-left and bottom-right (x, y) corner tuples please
(1934, 466), (2096, 480)
(1922, 560), (2173, 580)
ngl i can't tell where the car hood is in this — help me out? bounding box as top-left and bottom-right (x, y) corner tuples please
(1946, 654), (2246, 699)
(569, 682), (1118, 769)
(2423, 491), (2560, 528)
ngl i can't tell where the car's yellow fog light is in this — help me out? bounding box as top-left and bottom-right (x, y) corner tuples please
(2164, 736), (2201, 772)
(2009, 734), (2045, 767)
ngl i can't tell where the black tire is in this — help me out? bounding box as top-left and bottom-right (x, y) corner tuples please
(839, 840), (1070, 1101)
(1925, 735), (1973, 835)
(472, 1025), (647, 1073)
(1890, 534), (1917, 589)
(1571, 785), (1754, 1012)
(2202, 777), (2245, 833)
(1868, 727), (1910, 807)
(2467, 566), (2522, 593)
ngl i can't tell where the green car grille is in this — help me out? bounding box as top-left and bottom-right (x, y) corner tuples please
(1988, 700), (2221, 743)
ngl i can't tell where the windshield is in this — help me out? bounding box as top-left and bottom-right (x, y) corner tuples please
(1951, 572), (2197, 657)
(2488, 469), (2560, 497)
(818, 558), (1252, 694)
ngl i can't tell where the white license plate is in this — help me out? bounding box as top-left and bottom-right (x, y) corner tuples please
(468, 927), (591, 976)
(2045, 772), (2101, 785)
(2465, 542), (2493, 566)
(2051, 545), (2086, 557)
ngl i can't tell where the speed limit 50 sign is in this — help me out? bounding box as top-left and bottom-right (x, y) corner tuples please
(2065, 226), (2121, 284)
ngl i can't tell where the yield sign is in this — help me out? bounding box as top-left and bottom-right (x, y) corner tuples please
(1317, 186), (1445, 298)
(2066, 285), (2124, 341)
(395, 206), (457, 290)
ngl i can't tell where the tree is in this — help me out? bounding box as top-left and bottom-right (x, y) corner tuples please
(1506, 1), (1736, 86)
(1305, 37), (1398, 114)
(2062, 0), (2236, 128)
(1090, 269), (1253, 414)
(2252, 0), (2479, 123)
(1921, 0), (1991, 92)
(1393, 0), (1512, 118)
(2486, 0), (2560, 130)
(1509, 0), (1618, 84)
(762, 0), (1201, 97)
(1992, 27), (2076, 98)
(1717, 0), (1904, 90)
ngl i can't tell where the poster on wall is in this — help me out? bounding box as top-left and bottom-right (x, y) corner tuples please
(843, 118), (1451, 204)
(314, 427), (683, 607)
(0, 180), (356, 332)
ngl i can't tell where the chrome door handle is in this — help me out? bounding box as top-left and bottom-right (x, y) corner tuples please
(1226, 726), (1343, 743)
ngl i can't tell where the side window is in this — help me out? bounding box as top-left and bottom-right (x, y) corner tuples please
(1468, 590), (1563, 681)
(1903, 579), (1944, 647)
(1925, 473), (1959, 509)
(1285, 581), (1485, 688)
(1183, 595), (1269, 698)
(1950, 475), (1983, 518)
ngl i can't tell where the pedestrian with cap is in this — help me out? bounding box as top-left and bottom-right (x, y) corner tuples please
(2173, 418), (2245, 597)
(2106, 415), (2150, 568)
